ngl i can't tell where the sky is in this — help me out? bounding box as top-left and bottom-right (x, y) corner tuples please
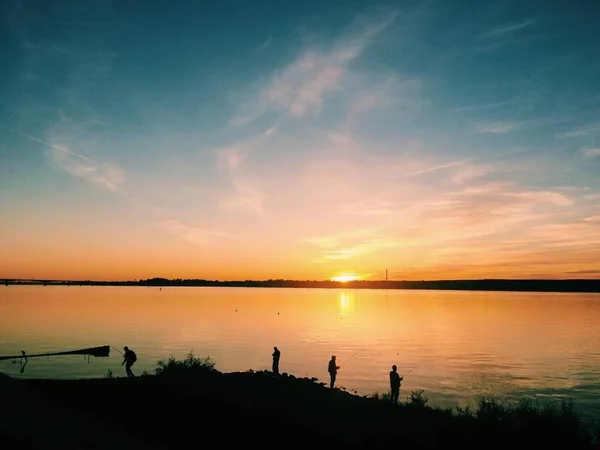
(1, 0), (599, 281)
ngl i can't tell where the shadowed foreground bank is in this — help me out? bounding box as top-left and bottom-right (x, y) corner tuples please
(15, 367), (599, 450)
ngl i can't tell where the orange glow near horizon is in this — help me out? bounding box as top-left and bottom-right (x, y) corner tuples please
(331, 274), (360, 282)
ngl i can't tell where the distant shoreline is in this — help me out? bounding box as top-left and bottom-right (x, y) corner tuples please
(3, 278), (600, 293)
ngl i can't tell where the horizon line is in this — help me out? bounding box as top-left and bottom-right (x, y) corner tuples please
(3, 277), (599, 283)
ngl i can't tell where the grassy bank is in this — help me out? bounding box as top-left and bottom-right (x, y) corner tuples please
(19, 354), (599, 449)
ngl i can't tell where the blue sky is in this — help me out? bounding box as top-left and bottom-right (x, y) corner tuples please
(1, 0), (599, 280)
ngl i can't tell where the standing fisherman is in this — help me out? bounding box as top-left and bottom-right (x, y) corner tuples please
(389, 365), (403, 404)
(328, 355), (340, 389)
(272, 346), (281, 375)
(122, 346), (137, 378)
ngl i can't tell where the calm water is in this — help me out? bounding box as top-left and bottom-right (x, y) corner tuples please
(1, 286), (599, 419)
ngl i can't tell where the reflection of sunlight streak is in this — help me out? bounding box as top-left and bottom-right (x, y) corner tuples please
(339, 291), (354, 316)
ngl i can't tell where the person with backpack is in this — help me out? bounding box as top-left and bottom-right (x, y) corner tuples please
(122, 346), (137, 377)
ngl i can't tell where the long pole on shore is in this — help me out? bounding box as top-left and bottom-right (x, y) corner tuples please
(0, 345), (110, 361)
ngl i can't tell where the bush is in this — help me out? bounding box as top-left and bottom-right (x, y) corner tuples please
(155, 351), (215, 377)
(370, 391), (392, 402)
(408, 389), (429, 408)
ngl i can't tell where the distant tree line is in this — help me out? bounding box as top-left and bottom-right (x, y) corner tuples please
(3, 277), (600, 293)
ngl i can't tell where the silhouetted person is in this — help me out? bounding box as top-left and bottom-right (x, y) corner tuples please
(390, 364), (403, 404)
(272, 346), (281, 374)
(328, 355), (340, 389)
(122, 346), (137, 377)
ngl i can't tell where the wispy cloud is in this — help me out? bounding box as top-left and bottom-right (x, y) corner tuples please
(405, 159), (472, 177)
(297, 144), (588, 269)
(49, 147), (125, 192)
(160, 220), (229, 246)
(482, 18), (537, 38)
(214, 137), (269, 216)
(581, 148), (600, 157)
(256, 34), (272, 51)
(312, 238), (399, 263)
(36, 113), (128, 192)
(472, 121), (518, 134)
(472, 117), (567, 134)
(303, 228), (398, 263)
(342, 77), (421, 129)
(556, 122), (600, 138)
(336, 199), (402, 217)
(219, 178), (266, 216)
(302, 236), (341, 248)
(452, 100), (515, 113)
(0, 124), (126, 192)
(230, 14), (397, 126)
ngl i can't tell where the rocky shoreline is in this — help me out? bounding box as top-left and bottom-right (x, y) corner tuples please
(7, 369), (596, 450)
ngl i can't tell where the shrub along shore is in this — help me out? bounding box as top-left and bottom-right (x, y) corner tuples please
(17, 354), (600, 449)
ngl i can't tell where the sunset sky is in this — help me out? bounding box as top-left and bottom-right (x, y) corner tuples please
(1, 0), (599, 281)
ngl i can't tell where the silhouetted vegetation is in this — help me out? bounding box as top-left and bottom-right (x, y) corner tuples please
(19, 355), (599, 449)
(155, 352), (215, 377)
(3, 277), (600, 293)
(371, 389), (594, 445)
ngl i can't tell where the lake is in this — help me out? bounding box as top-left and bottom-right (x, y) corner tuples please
(1, 285), (599, 419)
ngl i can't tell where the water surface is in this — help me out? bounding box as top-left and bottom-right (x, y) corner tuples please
(1, 286), (599, 419)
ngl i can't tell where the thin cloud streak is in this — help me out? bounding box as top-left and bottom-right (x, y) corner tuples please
(472, 121), (518, 134)
(556, 122), (600, 138)
(472, 117), (568, 134)
(0, 125), (90, 160)
(452, 100), (515, 112)
(482, 18), (537, 38)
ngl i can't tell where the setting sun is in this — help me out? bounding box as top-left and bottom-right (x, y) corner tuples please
(330, 274), (360, 282)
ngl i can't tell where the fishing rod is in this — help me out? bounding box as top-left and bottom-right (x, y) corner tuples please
(111, 346), (124, 355)
(401, 360), (423, 378)
(339, 350), (360, 367)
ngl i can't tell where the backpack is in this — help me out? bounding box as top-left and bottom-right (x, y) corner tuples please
(129, 350), (137, 363)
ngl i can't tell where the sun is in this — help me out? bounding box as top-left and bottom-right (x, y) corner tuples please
(330, 274), (360, 282)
